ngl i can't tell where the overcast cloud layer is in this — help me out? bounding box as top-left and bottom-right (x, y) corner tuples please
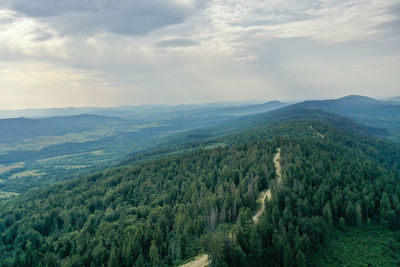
(0, 0), (399, 109)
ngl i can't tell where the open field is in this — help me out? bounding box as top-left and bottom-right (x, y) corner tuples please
(37, 150), (105, 163)
(10, 170), (47, 179)
(0, 122), (160, 153)
(203, 143), (226, 150)
(0, 190), (20, 199)
(54, 165), (90, 169)
(0, 162), (24, 174)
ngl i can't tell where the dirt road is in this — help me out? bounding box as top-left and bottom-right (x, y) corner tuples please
(253, 148), (281, 222)
(180, 148), (282, 266)
(179, 255), (209, 267)
(252, 189), (271, 222)
(309, 126), (325, 139)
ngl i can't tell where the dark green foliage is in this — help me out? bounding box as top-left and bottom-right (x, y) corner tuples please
(0, 116), (399, 266)
(207, 122), (400, 266)
(0, 138), (274, 266)
(310, 227), (400, 267)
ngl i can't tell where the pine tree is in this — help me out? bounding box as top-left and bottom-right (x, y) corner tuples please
(108, 245), (120, 267)
(323, 203), (333, 227)
(356, 202), (362, 227)
(136, 254), (145, 267)
(295, 250), (306, 267)
(149, 240), (160, 267)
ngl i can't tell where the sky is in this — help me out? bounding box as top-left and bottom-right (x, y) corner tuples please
(0, 0), (399, 109)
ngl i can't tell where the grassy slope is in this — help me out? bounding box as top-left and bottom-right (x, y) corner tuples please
(311, 226), (400, 267)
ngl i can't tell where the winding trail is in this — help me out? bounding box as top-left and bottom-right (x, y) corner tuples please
(309, 125), (325, 139)
(274, 148), (282, 184)
(179, 148), (282, 266)
(252, 148), (281, 222)
(252, 189), (271, 223)
(179, 255), (209, 267)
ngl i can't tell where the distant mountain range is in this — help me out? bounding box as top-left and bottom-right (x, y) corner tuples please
(1, 94), (399, 148)
(0, 101), (285, 119)
(385, 96), (400, 101)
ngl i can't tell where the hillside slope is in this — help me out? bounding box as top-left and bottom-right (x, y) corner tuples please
(122, 108), (393, 168)
(0, 114), (120, 143)
(286, 95), (400, 140)
(0, 113), (399, 266)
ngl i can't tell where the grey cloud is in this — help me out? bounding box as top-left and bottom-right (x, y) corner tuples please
(230, 1), (324, 27)
(2, 0), (196, 36)
(230, 15), (310, 27)
(377, 3), (400, 35)
(10, 0), (96, 17)
(30, 29), (55, 42)
(361, 3), (400, 48)
(154, 38), (199, 48)
(1, 0), (399, 107)
(389, 2), (400, 15)
(379, 18), (400, 34)
(0, 10), (20, 24)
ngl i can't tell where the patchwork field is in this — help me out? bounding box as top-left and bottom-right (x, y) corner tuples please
(0, 162), (24, 174)
(10, 170), (47, 179)
(37, 150), (105, 163)
(54, 165), (90, 169)
(0, 122), (160, 154)
(0, 190), (20, 199)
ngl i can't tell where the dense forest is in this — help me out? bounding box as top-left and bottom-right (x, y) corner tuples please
(206, 135), (400, 266)
(0, 118), (400, 266)
(0, 137), (276, 266)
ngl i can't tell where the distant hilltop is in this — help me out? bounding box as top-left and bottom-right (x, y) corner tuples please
(385, 96), (400, 101)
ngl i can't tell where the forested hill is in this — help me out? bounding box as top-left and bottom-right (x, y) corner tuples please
(0, 113), (399, 266)
(285, 95), (400, 140)
(0, 114), (120, 143)
(122, 108), (392, 168)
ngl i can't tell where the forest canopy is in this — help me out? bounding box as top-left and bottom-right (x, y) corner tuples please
(0, 119), (399, 266)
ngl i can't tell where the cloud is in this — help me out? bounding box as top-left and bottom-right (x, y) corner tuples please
(1, 0), (197, 36)
(154, 38), (199, 48)
(376, 3), (400, 38)
(203, 0), (399, 44)
(30, 29), (54, 42)
(0, 0), (399, 109)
